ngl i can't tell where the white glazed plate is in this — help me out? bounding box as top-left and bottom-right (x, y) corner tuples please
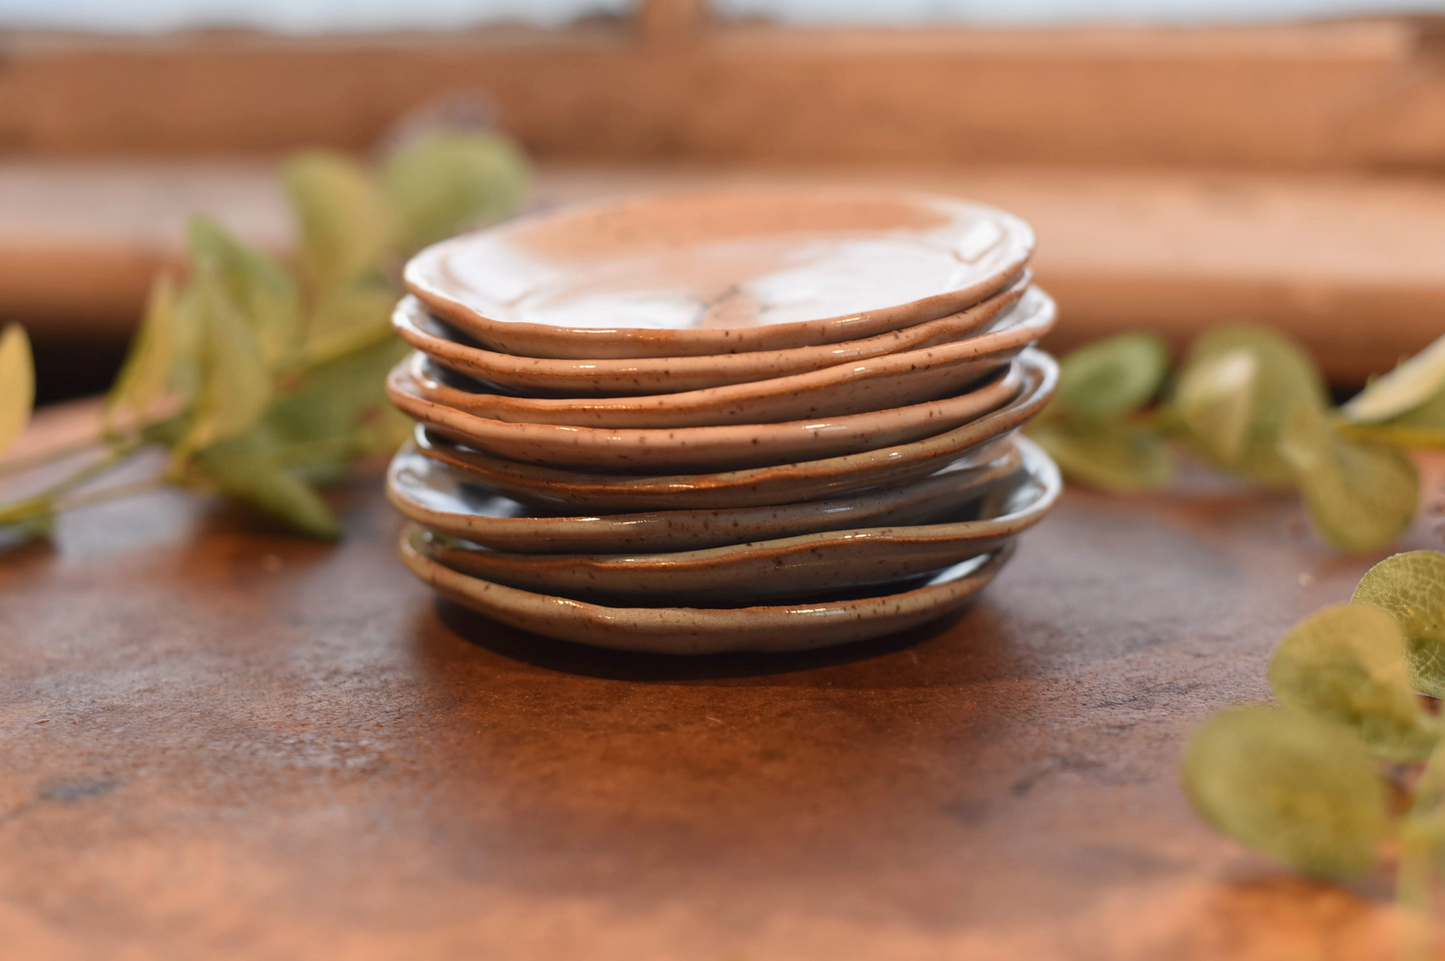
(387, 437), (1024, 553)
(412, 436), (1059, 604)
(393, 273), (1029, 397)
(405, 286), (1054, 428)
(401, 532), (1015, 655)
(387, 358), (1024, 472)
(409, 348), (1058, 510)
(404, 187), (1034, 359)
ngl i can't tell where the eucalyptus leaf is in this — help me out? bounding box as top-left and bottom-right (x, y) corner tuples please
(383, 131), (528, 256)
(191, 430), (339, 538)
(1353, 551), (1445, 698)
(172, 274), (272, 460)
(262, 334), (411, 481)
(1173, 347), (1255, 465)
(105, 275), (178, 433)
(1169, 325), (1329, 487)
(283, 151), (391, 293)
(0, 323), (34, 458)
(1048, 332), (1170, 422)
(299, 279), (397, 368)
(1029, 419), (1174, 492)
(1182, 705), (1391, 878)
(1267, 604), (1437, 761)
(1278, 397), (1418, 552)
(1342, 332), (1445, 424)
(1390, 387), (1445, 432)
(187, 216), (300, 367)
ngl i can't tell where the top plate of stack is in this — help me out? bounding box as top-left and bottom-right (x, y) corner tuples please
(405, 187), (1034, 359)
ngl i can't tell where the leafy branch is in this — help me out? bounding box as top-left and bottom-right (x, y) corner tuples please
(0, 130), (527, 543)
(1030, 325), (1443, 552)
(1184, 551), (1445, 957)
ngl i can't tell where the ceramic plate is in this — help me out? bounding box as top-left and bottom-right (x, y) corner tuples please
(410, 435), (1056, 604)
(393, 273), (1030, 397)
(388, 437), (1023, 553)
(410, 348), (1057, 510)
(404, 187), (1034, 359)
(401, 531), (1013, 654)
(387, 358), (1024, 472)
(404, 286), (1053, 429)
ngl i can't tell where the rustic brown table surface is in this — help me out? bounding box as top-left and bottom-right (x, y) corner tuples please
(2, 410), (1442, 961)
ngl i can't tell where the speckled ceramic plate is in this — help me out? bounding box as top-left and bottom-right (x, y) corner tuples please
(400, 531), (1014, 654)
(393, 273), (1030, 397)
(387, 358), (1024, 472)
(410, 348), (1057, 511)
(404, 187), (1034, 359)
(387, 437), (1023, 553)
(411, 435), (1056, 604)
(403, 287), (1053, 429)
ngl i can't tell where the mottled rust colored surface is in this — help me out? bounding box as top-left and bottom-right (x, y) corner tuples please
(2, 461), (1441, 960)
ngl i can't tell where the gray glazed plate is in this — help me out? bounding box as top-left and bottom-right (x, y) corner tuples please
(400, 531), (1014, 655)
(411, 435), (1059, 605)
(392, 273), (1029, 397)
(387, 358), (1024, 472)
(403, 286), (1053, 428)
(404, 186), (1034, 359)
(387, 437), (1024, 553)
(410, 348), (1058, 511)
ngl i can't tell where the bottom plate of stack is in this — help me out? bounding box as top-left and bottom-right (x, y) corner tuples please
(392, 434), (1059, 655)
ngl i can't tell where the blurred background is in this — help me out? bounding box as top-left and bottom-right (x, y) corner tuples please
(5, 0), (1445, 403)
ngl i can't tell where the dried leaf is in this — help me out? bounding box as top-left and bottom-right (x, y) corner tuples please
(283, 151), (391, 293)
(1279, 397), (1417, 552)
(0, 324), (34, 458)
(383, 131), (528, 255)
(1268, 604), (1437, 761)
(1029, 419), (1174, 492)
(1183, 705), (1391, 879)
(1353, 551), (1445, 698)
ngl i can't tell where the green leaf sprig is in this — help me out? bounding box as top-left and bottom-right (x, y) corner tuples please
(0, 131), (527, 542)
(1185, 551), (1445, 952)
(1031, 326), (1440, 552)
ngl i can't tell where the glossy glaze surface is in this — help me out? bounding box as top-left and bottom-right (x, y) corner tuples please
(387, 438), (1024, 553)
(411, 437), (1058, 605)
(388, 359), (1023, 472)
(393, 274), (1028, 396)
(404, 187), (1033, 358)
(404, 286), (1053, 428)
(399, 531), (1013, 653)
(410, 349), (1058, 510)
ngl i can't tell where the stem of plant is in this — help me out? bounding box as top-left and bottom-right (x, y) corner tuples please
(0, 439), (143, 526)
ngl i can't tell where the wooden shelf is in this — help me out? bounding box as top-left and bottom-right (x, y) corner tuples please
(5, 160), (1442, 381)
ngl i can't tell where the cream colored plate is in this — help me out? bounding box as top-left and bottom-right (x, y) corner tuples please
(401, 533), (1014, 655)
(410, 348), (1058, 510)
(404, 187), (1034, 359)
(412, 435), (1058, 604)
(393, 273), (1029, 397)
(388, 437), (1023, 553)
(405, 286), (1053, 428)
(387, 358), (1023, 472)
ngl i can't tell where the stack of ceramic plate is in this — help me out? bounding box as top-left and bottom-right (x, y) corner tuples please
(385, 187), (1061, 654)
